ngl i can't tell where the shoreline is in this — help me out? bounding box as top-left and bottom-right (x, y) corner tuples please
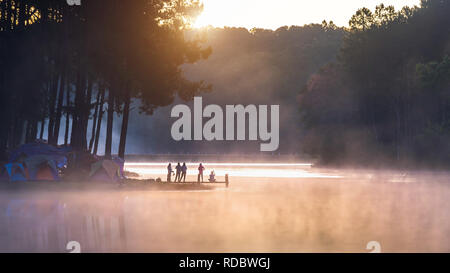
(0, 180), (223, 192)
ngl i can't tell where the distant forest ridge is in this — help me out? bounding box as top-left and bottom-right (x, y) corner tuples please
(299, 0), (450, 167)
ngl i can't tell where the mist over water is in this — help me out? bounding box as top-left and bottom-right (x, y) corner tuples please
(1, 162), (449, 253)
(125, 162), (340, 179)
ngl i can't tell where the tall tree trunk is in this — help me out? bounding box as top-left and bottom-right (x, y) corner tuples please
(47, 73), (60, 144)
(81, 77), (93, 150)
(105, 88), (115, 159)
(52, 67), (67, 145)
(11, 117), (24, 147)
(64, 83), (71, 145)
(0, 130), (7, 160)
(70, 74), (80, 148)
(25, 120), (37, 143)
(118, 91), (131, 160)
(93, 88), (106, 155)
(89, 87), (102, 152)
(30, 119), (38, 142)
(71, 71), (86, 149)
(25, 120), (31, 143)
(39, 118), (45, 140)
(15, 118), (25, 146)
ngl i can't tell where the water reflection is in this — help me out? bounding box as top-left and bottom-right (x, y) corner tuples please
(0, 164), (449, 253)
(0, 194), (128, 252)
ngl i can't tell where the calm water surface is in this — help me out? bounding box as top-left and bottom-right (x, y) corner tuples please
(1, 162), (449, 252)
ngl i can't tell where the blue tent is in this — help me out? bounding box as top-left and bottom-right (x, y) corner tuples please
(4, 163), (27, 182)
(9, 143), (71, 169)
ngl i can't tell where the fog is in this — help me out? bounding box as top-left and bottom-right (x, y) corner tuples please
(1, 163), (449, 253)
(69, 26), (343, 155)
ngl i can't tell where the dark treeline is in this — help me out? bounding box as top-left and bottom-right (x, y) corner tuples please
(0, 0), (211, 160)
(299, 0), (450, 167)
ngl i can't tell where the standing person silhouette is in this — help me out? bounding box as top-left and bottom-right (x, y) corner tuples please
(180, 162), (187, 182)
(197, 163), (205, 182)
(175, 162), (181, 182)
(167, 163), (174, 182)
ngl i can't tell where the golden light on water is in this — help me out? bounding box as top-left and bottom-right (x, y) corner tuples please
(125, 162), (343, 179)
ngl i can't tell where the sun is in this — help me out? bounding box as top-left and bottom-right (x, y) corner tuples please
(193, 1), (232, 28)
(192, 11), (213, 28)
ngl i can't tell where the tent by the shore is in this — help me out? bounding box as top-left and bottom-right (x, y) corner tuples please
(89, 160), (121, 183)
(4, 142), (126, 183)
(9, 143), (70, 169)
(113, 157), (125, 178)
(3, 163), (27, 182)
(23, 155), (59, 181)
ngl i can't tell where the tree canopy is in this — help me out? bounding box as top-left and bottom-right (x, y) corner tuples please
(299, 0), (450, 167)
(0, 0), (211, 160)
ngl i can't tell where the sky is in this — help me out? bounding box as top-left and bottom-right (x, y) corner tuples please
(193, 0), (422, 29)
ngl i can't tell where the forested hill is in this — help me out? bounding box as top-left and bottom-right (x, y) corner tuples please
(299, 1), (450, 167)
(123, 24), (344, 154)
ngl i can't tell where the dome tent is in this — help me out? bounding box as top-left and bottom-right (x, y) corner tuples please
(9, 143), (70, 169)
(3, 163), (27, 182)
(89, 160), (121, 183)
(22, 155), (60, 181)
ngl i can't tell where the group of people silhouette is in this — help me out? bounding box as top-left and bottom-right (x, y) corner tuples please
(167, 163), (215, 183)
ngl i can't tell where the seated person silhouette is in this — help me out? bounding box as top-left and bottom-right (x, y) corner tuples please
(208, 171), (216, 182)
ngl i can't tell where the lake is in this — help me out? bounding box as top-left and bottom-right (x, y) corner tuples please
(0, 162), (449, 253)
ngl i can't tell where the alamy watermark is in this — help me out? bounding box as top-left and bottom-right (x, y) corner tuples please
(366, 241), (382, 253)
(66, 0), (81, 6)
(170, 97), (280, 152)
(66, 241), (81, 253)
